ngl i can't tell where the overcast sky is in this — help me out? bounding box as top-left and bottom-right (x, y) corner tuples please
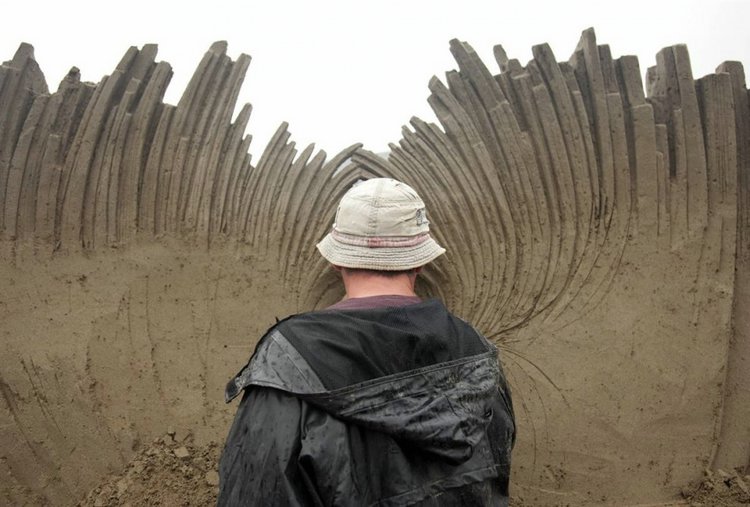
(3, 0), (749, 157)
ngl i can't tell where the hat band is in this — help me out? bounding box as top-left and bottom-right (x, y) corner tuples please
(331, 229), (431, 249)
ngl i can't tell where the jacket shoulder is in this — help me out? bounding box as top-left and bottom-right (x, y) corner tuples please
(224, 325), (325, 402)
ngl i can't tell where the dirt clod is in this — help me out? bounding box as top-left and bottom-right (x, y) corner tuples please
(174, 446), (190, 459)
(206, 470), (220, 487)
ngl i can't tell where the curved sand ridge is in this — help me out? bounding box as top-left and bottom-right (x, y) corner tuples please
(0, 29), (748, 505)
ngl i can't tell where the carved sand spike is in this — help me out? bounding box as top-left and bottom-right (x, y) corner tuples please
(0, 43), (48, 236)
(712, 61), (750, 471)
(0, 28), (749, 505)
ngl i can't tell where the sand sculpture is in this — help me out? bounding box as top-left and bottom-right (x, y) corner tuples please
(0, 28), (748, 505)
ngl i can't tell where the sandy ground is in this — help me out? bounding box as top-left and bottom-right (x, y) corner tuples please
(75, 432), (750, 506)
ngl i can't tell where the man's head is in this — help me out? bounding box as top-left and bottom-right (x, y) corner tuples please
(316, 178), (445, 271)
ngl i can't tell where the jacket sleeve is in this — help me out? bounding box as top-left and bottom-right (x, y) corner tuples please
(218, 386), (311, 506)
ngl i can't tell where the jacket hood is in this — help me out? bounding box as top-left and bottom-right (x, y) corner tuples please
(305, 351), (500, 464)
(225, 301), (502, 464)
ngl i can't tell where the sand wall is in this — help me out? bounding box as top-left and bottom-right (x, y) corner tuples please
(0, 29), (748, 505)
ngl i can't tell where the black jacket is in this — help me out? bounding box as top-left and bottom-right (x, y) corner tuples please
(219, 299), (515, 506)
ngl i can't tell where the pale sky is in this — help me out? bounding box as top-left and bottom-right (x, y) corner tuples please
(3, 0), (749, 157)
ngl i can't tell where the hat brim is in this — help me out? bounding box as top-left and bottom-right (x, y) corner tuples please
(316, 233), (445, 271)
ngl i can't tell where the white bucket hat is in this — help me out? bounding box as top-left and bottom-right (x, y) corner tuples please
(317, 178), (445, 270)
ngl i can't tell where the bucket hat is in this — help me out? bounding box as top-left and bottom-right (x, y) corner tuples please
(316, 178), (445, 270)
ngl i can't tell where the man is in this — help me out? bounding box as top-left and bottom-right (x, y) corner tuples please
(219, 178), (515, 506)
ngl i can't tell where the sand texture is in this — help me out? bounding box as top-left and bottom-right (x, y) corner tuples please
(0, 29), (748, 505)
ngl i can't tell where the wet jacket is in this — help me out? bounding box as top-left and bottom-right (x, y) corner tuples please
(218, 299), (515, 506)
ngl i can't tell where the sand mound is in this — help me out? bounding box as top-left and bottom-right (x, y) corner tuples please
(681, 469), (750, 506)
(78, 431), (220, 507)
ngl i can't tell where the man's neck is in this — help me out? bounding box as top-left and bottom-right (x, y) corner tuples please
(341, 270), (418, 299)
